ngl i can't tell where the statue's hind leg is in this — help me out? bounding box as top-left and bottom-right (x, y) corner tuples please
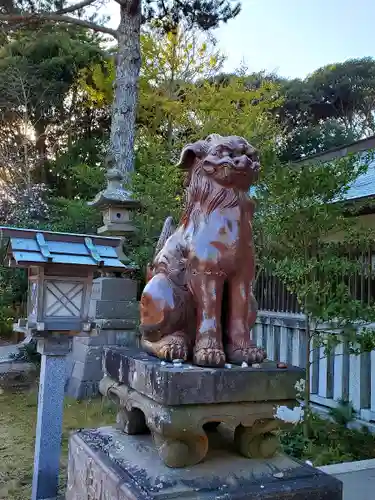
(140, 273), (193, 361)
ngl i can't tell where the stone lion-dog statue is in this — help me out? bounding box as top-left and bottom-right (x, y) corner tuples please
(140, 134), (266, 367)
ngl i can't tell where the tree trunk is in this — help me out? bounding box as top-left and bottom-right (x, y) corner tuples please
(35, 122), (48, 184)
(110, 1), (141, 184)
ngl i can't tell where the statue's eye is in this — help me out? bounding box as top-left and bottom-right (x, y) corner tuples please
(221, 148), (233, 157)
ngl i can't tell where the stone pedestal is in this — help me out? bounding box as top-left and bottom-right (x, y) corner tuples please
(66, 426), (342, 499)
(66, 349), (342, 499)
(65, 278), (140, 399)
(99, 348), (306, 468)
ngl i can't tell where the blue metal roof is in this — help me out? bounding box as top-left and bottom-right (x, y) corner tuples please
(248, 157), (375, 202)
(0, 227), (130, 271)
(343, 158), (375, 201)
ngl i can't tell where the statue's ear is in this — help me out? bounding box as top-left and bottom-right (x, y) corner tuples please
(177, 140), (208, 170)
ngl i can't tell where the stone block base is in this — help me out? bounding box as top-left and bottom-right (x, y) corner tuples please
(65, 330), (140, 400)
(65, 275), (140, 400)
(99, 348), (306, 468)
(100, 375), (297, 468)
(66, 426), (342, 500)
(0, 360), (38, 389)
(65, 377), (100, 400)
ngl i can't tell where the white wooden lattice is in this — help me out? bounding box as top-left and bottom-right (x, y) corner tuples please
(44, 281), (84, 317)
(29, 282), (38, 317)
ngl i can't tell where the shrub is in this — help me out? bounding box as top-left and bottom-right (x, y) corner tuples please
(9, 341), (41, 366)
(280, 409), (375, 466)
(0, 305), (16, 340)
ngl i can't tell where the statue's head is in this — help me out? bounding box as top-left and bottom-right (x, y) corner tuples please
(177, 134), (260, 191)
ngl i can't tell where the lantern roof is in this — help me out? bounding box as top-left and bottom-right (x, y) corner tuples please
(0, 226), (132, 272)
(88, 168), (140, 210)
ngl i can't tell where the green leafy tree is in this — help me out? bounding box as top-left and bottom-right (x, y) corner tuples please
(255, 152), (375, 434)
(308, 58), (375, 137)
(270, 58), (375, 160)
(0, 0), (242, 181)
(0, 24), (104, 183)
(80, 23), (225, 149)
(123, 29), (280, 273)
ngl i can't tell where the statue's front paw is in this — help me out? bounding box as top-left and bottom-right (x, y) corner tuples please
(193, 346), (226, 368)
(159, 338), (190, 362)
(226, 345), (267, 365)
(142, 333), (191, 362)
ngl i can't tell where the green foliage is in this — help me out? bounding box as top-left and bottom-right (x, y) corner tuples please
(9, 341), (41, 366)
(243, 58), (375, 160)
(329, 399), (356, 427)
(255, 149), (375, 433)
(142, 1), (241, 31)
(127, 139), (183, 273)
(0, 25), (102, 115)
(46, 197), (102, 234)
(109, 26), (280, 274)
(81, 25), (280, 150)
(255, 151), (375, 314)
(47, 139), (106, 200)
(0, 305), (16, 339)
(309, 57), (375, 137)
(281, 410), (375, 466)
(0, 254), (27, 339)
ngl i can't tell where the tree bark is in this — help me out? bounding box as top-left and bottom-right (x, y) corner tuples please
(110, 1), (141, 182)
(35, 121), (48, 184)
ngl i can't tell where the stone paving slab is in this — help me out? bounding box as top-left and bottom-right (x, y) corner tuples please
(334, 469), (375, 500)
(0, 343), (18, 361)
(320, 460), (375, 500)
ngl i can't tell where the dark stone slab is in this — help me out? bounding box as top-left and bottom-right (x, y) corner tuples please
(103, 347), (305, 406)
(93, 300), (139, 320)
(66, 426), (342, 500)
(65, 376), (99, 399)
(91, 277), (138, 302)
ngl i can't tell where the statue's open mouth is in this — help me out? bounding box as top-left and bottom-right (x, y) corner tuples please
(203, 156), (253, 177)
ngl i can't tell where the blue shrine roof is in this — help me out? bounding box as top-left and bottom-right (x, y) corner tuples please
(0, 227), (131, 271)
(249, 138), (375, 203)
(343, 157), (375, 201)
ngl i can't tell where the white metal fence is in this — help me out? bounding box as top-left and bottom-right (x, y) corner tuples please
(253, 311), (375, 423)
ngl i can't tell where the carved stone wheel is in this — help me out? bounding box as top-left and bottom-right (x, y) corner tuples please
(152, 432), (209, 468)
(234, 424), (280, 459)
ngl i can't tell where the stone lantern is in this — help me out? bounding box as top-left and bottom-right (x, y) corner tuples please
(0, 225), (128, 500)
(64, 162), (141, 402)
(88, 167), (140, 237)
(0, 227), (128, 336)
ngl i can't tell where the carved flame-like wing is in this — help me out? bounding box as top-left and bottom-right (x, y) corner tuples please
(154, 216), (175, 259)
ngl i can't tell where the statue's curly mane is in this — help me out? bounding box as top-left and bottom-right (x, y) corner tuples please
(180, 162), (247, 230)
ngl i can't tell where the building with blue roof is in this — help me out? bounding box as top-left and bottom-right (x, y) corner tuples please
(345, 159), (375, 202)
(250, 136), (375, 204)
(299, 134), (375, 203)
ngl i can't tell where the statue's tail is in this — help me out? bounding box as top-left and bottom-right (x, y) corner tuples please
(146, 216), (175, 283)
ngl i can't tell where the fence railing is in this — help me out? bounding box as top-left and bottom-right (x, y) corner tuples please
(255, 248), (375, 315)
(253, 310), (375, 423)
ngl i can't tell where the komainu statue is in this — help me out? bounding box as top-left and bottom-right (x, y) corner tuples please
(140, 134), (266, 367)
